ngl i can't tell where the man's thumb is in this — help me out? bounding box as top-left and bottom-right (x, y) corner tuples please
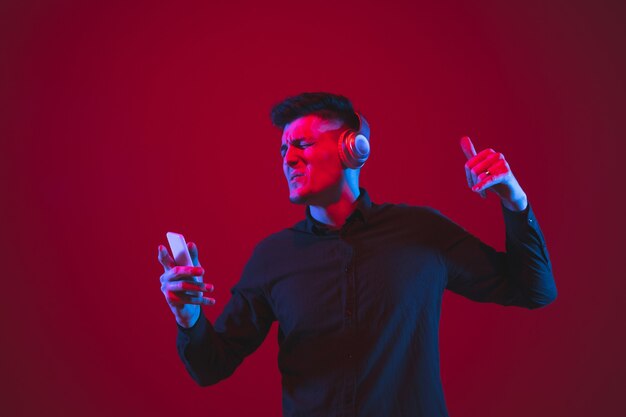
(188, 242), (200, 267)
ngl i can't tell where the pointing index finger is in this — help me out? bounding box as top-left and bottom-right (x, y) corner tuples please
(460, 136), (477, 160)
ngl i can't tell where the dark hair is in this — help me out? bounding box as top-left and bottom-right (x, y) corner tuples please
(270, 92), (360, 130)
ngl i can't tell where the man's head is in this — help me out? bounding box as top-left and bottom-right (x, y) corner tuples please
(271, 93), (363, 206)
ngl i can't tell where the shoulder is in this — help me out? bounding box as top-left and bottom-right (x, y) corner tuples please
(368, 200), (469, 245)
(253, 227), (298, 253)
(233, 229), (292, 290)
(378, 201), (440, 216)
(241, 227), (298, 272)
(371, 200), (453, 226)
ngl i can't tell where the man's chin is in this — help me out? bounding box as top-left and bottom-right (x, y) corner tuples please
(288, 192), (308, 205)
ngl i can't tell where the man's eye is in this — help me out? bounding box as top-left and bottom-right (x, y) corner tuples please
(280, 141), (313, 157)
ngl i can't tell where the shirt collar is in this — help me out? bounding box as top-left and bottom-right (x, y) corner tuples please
(303, 187), (373, 235)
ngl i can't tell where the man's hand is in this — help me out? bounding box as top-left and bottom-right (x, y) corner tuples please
(158, 242), (215, 328)
(460, 136), (528, 212)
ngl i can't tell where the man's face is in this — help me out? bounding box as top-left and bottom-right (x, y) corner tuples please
(281, 115), (346, 205)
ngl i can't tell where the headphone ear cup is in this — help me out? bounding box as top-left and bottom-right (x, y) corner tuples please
(339, 131), (370, 169)
(354, 134), (370, 157)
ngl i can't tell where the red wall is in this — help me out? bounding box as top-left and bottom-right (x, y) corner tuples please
(2, 1), (624, 416)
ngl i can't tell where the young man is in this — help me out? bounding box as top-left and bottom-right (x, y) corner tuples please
(158, 92), (557, 417)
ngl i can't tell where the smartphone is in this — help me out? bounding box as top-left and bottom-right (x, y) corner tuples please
(166, 232), (193, 267)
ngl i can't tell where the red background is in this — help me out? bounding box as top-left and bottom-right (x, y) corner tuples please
(2, 1), (625, 416)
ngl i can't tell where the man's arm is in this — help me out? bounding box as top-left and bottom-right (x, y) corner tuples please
(441, 136), (557, 308)
(159, 243), (275, 386)
(176, 283), (275, 386)
(442, 201), (556, 308)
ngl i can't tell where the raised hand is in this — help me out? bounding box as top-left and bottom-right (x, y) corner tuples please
(158, 242), (215, 328)
(460, 136), (528, 212)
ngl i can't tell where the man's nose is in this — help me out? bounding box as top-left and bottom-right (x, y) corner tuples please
(283, 146), (299, 167)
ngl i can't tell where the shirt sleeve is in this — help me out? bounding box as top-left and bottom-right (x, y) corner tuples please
(176, 250), (276, 386)
(443, 203), (557, 309)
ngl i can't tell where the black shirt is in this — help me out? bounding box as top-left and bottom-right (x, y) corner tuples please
(177, 188), (556, 417)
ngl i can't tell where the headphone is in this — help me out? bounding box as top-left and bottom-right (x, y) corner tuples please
(338, 112), (371, 169)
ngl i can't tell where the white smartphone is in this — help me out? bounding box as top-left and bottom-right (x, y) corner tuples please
(166, 232), (193, 267)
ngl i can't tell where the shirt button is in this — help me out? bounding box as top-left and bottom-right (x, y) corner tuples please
(344, 266), (349, 273)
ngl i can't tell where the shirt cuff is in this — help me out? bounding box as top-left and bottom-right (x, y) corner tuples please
(501, 201), (545, 244)
(177, 308), (208, 337)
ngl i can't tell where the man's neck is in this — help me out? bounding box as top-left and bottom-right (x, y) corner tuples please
(309, 185), (360, 229)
